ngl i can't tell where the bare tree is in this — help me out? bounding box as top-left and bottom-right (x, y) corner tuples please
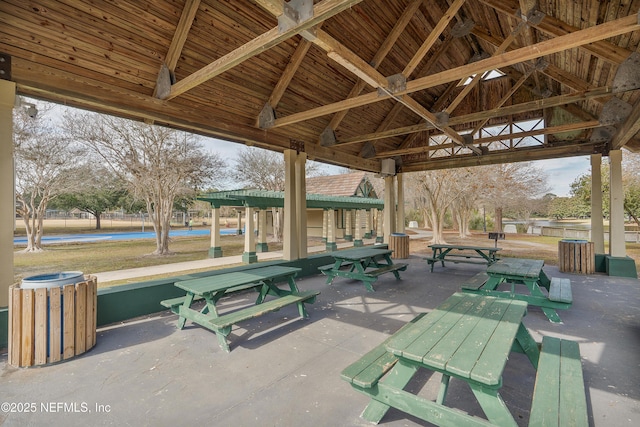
(233, 147), (320, 241)
(14, 102), (85, 252)
(64, 113), (226, 255)
(407, 169), (474, 244)
(478, 163), (550, 232)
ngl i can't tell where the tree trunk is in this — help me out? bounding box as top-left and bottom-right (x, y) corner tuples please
(494, 207), (503, 232)
(95, 214), (101, 230)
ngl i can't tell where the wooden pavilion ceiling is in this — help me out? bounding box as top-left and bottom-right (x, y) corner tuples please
(2, 0), (640, 174)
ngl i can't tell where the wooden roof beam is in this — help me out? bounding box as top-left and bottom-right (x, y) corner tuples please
(336, 85), (613, 145)
(611, 97), (640, 150)
(271, 13), (639, 128)
(443, 19), (527, 116)
(400, 140), (605, 172)
(152, 0), (200, 103)
(478, 0), (632, 65)
(375, 120), (601, 158)
(298, 29), (480, 153)
(324, 0), (423, 134)
(159, 0), (363, 100)
(402, 0), (466, 78)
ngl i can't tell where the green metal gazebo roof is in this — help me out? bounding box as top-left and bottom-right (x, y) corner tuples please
(198, 190), (383, 210)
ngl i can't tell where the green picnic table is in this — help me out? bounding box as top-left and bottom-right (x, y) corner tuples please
(319, 247), (407, 292)
(462, 258), (572, 323)
(160, 265), (319, 352)
(341, 292), (589, 426)
(425, 244), (501, 272)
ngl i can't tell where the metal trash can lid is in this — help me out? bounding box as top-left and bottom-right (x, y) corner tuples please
(21, 271), (84, 289)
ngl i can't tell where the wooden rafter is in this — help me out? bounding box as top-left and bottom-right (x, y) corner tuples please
(335, 86), (613, 145)
(267, 38), (311, 108)
(443, 19), (526, 115)
(402, 0), (466, 77)
(325, 0), (423, 133)
(303, 28), (478, 152)
(160, 0), (363, 100)
(478, 0), (632, 65)
(271, 13), (639, 128)
(400, 140), (604, 172)
(611, 97), (640, 150)
(374, 120), (601, 158)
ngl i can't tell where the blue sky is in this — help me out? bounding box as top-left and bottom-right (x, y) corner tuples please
(203, 137), (591, 197)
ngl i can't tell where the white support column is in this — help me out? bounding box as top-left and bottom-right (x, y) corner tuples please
(236, 210), (243, 235)
(322, 209), (328, 243)
(396, 173), (405, 233)
(209, 207), (222, 258)
(354, 209), (363, 247)
(383, 176), (396, 244)
(609, 150), (626, 257)
(344, 209), (353, 241)
(590, 154), (605, 254)
(376, 208), (384, 243)
(256, 209), (268, 252)
(326, 208), (337, 251)
(0, 80), (15, 308)
(295, 152), (307, 259)
(242, 206), (257, 263)
(283, 149), (299, 260)
(364, 209), (372, 239)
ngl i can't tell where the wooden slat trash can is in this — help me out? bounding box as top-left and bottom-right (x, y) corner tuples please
(389, 233), (410, 259)
(558, 240), (595, 274)
(8, 274), (97, 367)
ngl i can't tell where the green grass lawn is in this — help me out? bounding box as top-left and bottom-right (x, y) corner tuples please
(13, 234), (285, 284)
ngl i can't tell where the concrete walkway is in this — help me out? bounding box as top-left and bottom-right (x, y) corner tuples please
(1, 255), (637, 426)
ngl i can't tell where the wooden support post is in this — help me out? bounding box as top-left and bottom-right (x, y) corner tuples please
(295, 152), (307, 259)
(609, 150), (626, 257)
(344, 209), (353, 241)
(354, 209), (364, 247)
(364, 209), (372, 238)
(256, 209), (268, 252)
(283, 149), (299, 260)
(383, 176), (396, 243)
(209, 207), (223, 258)
(243, 206), (257, 263)
(396, 173), (405, 233)
(326, 208), (338, 251)
(0, 80), (15, 308)
(590, 154), (605, 254)
(376, 208), (384, 243)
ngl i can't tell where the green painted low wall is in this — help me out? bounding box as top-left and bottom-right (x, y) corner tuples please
(96, 252), (344, 327)
(1, 245), (387, 349)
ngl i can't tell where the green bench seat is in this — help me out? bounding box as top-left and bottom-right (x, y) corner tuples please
(341, 313), (425, 388)
(529, 336), (588, 426)
(549, 277), (572, 304)
(365, 263), (407, 278)
(208, 290), (320, 352)
(318, 262), (353, 272)
(461, 271), (490, 291)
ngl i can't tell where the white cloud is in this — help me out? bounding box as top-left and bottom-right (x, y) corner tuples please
(533, 156), (591, 197)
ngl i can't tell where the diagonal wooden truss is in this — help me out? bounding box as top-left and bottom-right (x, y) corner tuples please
(154, 0), (640, 170)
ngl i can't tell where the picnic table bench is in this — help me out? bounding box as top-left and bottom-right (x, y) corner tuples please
(425, 244), (501, 272)
(318, 247), (407, 292)
(462, 258), (572, 323)
(341, 292), (588, 426)
(161, 265), (319, 352)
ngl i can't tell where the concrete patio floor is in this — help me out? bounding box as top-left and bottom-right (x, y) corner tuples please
(1, 256), (638, 426)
